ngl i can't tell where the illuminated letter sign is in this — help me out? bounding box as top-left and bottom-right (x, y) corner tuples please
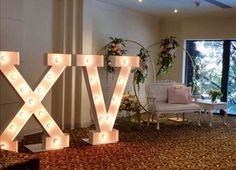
(77, 55), (139, 145)
(0, 51), (70, 152)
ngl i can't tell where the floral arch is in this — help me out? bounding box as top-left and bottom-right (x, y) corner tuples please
(98, 36), (196, 113)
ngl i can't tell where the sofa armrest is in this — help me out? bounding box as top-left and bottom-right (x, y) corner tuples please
(147, 97), (156, 113)
(191, 95), (201, 103)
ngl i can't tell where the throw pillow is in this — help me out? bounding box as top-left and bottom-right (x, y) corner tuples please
(168, 85), (192, 104)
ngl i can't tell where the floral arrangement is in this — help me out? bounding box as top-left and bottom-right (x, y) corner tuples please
(119, 94), (141, 112)
(156, 36), (179, 76)
(104, 37), (126, 73)
(132, 48), (149, 89)
(103, 36), (178, 87)
(208, 89), (223, 102)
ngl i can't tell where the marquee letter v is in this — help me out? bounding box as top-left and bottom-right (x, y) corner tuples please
(77, 55), (139, 145)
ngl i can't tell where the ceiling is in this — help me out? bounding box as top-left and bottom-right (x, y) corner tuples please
(97, 0), (236, 17)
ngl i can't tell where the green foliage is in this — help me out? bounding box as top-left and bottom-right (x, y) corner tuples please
(208, 89), (223, 102)
(132, 48), (149, 90)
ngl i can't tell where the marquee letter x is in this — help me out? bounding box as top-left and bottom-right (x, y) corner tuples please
(0, 51), (70, 152)
(77, 55), (139, 145)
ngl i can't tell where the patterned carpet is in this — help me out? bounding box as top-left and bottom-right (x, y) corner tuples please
(2, 114), (236, 169)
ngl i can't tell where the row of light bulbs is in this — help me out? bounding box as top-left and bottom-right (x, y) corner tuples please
(1, 54), (130, 66)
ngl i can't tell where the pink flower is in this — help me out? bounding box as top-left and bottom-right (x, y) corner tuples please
(116, 51), (122, 55)
(140, 60), (147, 69)
(116, 43), (123, 51)
(113, 47), (118, 52)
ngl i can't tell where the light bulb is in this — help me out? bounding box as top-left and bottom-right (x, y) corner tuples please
(54, 56), (62, 63)
(94, 96), (100, 103)
(89, 77), (94, 83)
(47, 74), (53, 80)
(118, 77), (123, 84)
(10, 74), (17, 81)
(0, 144), (6, 150)
(38, 110), (43, 116)
(28, 98), (35, 105)
(46, 123), (52, 128)
(99, 116), (103, 121)
(37, 87), (43, 94)
(0, 55), (6, 61)
(112, 97), (117, 103)
(85, 58), (91, 64)
(174, 9), (178, 13)
(9, 124), (15, 130)
(53, 138), (59, 144)
(20, 86), (27, 93)
(20, 112), (26, 118)
(101, 134), (105, 139)
(106, 115), (110, 120)
(123, 59), (128, 65)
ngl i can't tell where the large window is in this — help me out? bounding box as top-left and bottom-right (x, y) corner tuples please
(185, 40), (236, 115)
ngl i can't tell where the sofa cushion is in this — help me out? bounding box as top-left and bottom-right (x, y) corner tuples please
(155, 102), (200, 113)
(168, 86), (192, 104)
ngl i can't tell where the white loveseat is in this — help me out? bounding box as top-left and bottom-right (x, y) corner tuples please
(145, 82), (201, 130)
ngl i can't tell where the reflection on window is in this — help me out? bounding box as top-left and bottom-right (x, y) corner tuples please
(185, 40), (236, 115)
(186, 40), (223, 97)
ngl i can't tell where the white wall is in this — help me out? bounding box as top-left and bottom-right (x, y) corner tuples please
(181, 16), (236, 40)
(0, 0), (54, 135)
(1, 0), (160, 134)
(159, 15), (236, 83)
(92, 0), (160, 105)
(158, 18), (182, 82)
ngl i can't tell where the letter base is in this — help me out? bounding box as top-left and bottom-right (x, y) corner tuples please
(83, 129), (119, 145)
(42, 133), (70, 150)
(0, 140), (18, 152)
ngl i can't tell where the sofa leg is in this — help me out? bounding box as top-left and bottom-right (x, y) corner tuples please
(147, 112), (151, 126)
(156, 113), (160, 130)
(186, 113), (190, 123)
(183, 113), (189, 122)
(197, 110), (201, 126)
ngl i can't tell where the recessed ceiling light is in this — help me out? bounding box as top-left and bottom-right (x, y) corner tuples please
(174, 9), (178, 13)
(138, 0), (142, 2)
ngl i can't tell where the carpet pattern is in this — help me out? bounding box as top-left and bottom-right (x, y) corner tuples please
(5, 114), (236, 169)
(0, 150), (39, 169)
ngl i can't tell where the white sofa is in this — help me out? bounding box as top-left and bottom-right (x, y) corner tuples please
(145, 82), (201, 130)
